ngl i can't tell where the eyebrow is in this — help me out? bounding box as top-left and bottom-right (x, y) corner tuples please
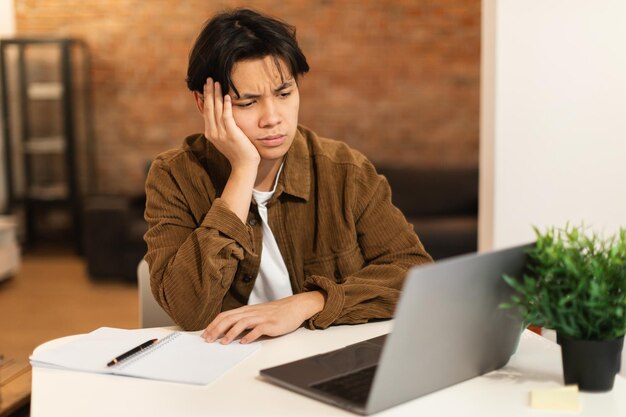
(235, 80), (295, 100)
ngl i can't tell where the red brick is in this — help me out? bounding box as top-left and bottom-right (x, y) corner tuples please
(15, 0), (480, 194)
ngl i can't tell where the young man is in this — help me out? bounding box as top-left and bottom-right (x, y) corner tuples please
(144, 8), (432, 344)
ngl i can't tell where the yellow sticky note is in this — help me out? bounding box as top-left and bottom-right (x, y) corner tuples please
(530, 385), (581, 412)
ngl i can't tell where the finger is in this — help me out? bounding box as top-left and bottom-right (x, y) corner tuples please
(213, 81), (225, 135)
(240, 325), (267, 344)
(203, 78), (217, 138)
(220, 316), (259, 344)
(201, 305), (253, 339)
(222, 94), (239, 134)
(223, 93), (233, 118)
(203, 311), (249, 342)
(201, 322), (216, 339)
(202, 311), (230, 342)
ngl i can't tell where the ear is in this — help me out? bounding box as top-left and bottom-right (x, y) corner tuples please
(192, 91), (204, 114)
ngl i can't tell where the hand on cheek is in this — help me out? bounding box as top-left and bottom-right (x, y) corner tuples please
(200, 77), (260, 170)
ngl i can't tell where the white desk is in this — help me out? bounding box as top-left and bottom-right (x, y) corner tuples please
(31, 322), (626, 416)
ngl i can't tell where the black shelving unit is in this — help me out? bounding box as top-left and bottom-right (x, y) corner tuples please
(0, 37), (93, 252)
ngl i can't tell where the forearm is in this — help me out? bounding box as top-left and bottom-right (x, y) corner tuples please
(147, 225), (244, 330)
(297, 290), (326, 319)
(220, 165), (257, 223)
(304, 249), (430, 329)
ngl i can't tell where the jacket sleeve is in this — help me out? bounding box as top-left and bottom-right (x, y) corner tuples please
(143, 158), (255, 330)
(303, 160), (433, 329)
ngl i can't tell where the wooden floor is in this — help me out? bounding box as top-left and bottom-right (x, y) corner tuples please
(0, 246), (138, 361)
(0, 245), (138, 416)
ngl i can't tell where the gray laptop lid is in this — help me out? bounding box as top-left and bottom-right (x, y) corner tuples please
(365, 243), (529, 414)
(260, 243), (530, 415)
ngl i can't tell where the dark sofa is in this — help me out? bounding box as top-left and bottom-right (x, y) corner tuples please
(377, 165), (478, 261)
(83, 195), (148, 281)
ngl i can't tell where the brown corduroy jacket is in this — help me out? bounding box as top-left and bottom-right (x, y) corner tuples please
(144, 125), (432, 331)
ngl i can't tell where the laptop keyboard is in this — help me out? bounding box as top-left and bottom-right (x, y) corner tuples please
(310, 365), (378, 406)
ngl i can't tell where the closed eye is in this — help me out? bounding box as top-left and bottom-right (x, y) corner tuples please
(278, 91), (292, 98)
(235, 101), (255, 108)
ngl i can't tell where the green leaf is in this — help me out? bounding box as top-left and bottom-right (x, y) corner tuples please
(503, 224), (626, 339)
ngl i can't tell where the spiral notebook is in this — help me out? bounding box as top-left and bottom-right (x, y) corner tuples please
(30, 327), (260, 385)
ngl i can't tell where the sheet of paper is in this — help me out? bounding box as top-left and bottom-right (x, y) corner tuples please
(30, 327), (260, 385)
(117, 331), (260, 384)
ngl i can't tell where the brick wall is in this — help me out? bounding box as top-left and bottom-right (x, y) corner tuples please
(15, 0), (480, 195)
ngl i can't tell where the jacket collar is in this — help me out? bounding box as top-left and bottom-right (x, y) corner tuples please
(279, 127), (310, 201)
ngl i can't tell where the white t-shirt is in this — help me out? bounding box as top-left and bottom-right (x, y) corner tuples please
(247, 166), (293, 305)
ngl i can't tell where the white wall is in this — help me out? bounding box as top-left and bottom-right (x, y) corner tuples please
(0, 0), (17, 212)
(480, 0), (626, 250)
(0, 0), (15, 35)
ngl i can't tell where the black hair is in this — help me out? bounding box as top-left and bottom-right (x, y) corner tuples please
(186, 8), (309, 98)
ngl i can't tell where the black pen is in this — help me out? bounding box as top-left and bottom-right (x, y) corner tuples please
(107, 338), (158, 367)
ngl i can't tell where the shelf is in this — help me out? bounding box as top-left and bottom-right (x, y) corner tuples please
(27, 82), (63, 100)
(28, 183), (69, 201)
(1, 37), (89, 252)
(23, 136), (66, 154)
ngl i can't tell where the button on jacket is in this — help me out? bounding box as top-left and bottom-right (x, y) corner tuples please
(144, 125), (432, 331)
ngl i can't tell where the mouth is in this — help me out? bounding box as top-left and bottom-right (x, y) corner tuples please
(257, 134), (287, 147)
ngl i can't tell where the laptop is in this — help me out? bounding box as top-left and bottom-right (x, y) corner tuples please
(260, 243), (531, 415)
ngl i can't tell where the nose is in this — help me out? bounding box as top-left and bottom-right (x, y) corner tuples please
(258, 99), (281, 128)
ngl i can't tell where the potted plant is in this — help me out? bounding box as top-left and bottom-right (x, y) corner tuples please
(501, 224), (626, 392)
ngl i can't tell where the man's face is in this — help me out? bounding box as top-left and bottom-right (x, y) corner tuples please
(228, 56), (300, 163)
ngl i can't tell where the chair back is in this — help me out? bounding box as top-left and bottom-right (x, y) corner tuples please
(137, 259), (176, 328)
